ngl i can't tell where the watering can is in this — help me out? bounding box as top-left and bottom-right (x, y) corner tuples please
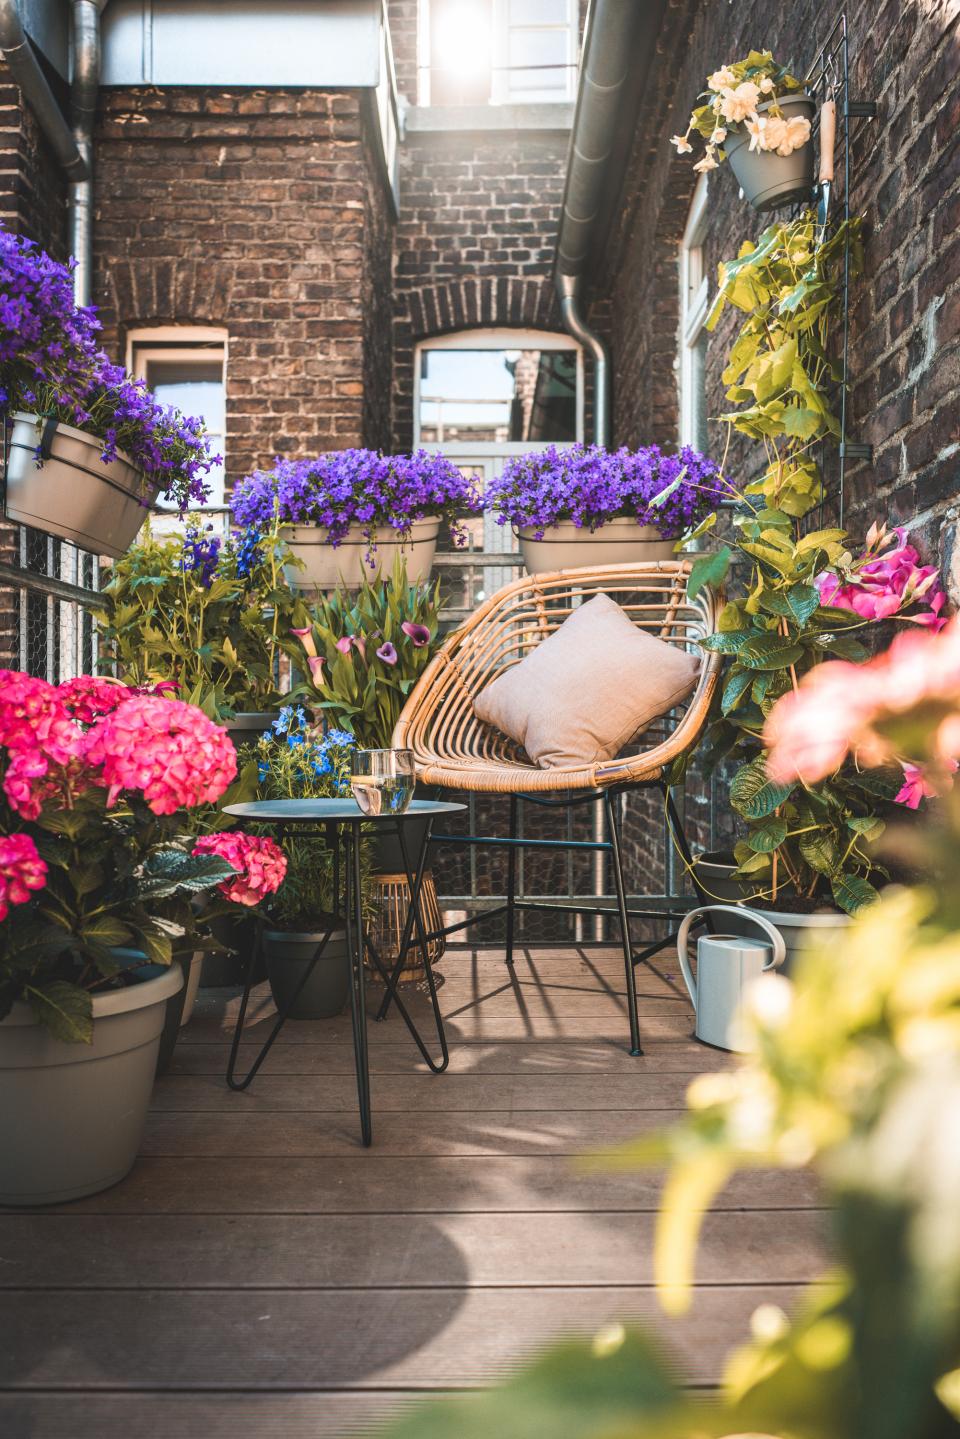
(676, 905), (786, 1052)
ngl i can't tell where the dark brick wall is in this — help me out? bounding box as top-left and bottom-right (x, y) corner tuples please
(0, 63), (67, 255)
(590, 0), (960, 885)
(92, 86), (394, 487)
(392, 125), (571, 451)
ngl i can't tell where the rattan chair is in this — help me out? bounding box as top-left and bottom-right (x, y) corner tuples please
(392, 560), (723, 1054)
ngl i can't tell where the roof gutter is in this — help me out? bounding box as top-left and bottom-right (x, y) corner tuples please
(555, 0), (665, 445)
(69, 1), (108, 306)
(0, 0), (88, 181)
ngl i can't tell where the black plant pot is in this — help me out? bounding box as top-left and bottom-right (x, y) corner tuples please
(201, 912), (266, 987)
(263, 929), (350, 1019)
(371, 784), (440, 874)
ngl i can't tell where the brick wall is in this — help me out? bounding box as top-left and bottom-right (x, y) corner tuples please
(590, 0), (960, 885)
(92, 86), (394, 487)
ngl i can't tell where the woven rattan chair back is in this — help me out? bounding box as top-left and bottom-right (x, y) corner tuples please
(394, 560), (722, 793)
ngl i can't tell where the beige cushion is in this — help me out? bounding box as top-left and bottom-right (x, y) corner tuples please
(473, 592), (700, 769)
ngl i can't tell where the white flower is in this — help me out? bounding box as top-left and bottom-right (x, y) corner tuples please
(743, 972), (794, 1030)
(746, 115), (768, 153)
(719, 80), (762, 123)
(693, 150), (719, 173)
(759, 115), (788, 152)
(759, 75), (776, 93)
(777, 114), (812, 154)
(708, 65), (737, 91)
(670, 132), (693, 154)
(709, 126), (727, 144)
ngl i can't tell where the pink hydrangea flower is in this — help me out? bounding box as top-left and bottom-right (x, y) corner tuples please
(0, 832), (47, 920)
(58, 676), (130, 725)
(193, 831), (287, 907)
(83, 695), (237, 815)
(2, 748), (51, 820)
(0, 670), (80, 764)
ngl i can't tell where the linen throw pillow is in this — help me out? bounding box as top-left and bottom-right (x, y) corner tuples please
(473, 592), (700, 769)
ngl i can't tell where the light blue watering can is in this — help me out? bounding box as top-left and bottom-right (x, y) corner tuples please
(677, 905), (786, 1052)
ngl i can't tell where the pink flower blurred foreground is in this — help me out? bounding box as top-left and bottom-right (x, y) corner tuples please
(193, 831), (287, 906)
(0, 670), (80, 764)
(83, 695), (237, 814)
(816, 520), (946, 630)
(765, 615), (960, 791)
(0, 833), (47, 920)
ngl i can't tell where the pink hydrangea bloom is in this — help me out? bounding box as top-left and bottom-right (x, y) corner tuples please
(765, 617), (960, 788)
(0, 832), (47, 920)
(2, 748), (51, 820)
(193, 831), (287, 907)
(58, 676), (130, 725)
(816, 522), (947, 631)
(83, 695), (237, 815)
(0, 670), (79, 764)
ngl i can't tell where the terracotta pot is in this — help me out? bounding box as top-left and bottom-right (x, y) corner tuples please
(282, 519), (439, 591)
(724, 95), (816, 212)
(5, 411), (157, 558)
(517, 518), (675, 575)
(0, 965), (182, 1206)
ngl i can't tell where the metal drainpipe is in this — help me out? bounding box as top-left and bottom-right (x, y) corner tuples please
(70, 1), (106, 307)
(0, 0), (88, 180)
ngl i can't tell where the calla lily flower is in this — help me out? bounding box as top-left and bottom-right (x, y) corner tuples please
(376, 642), (398, 666)
(401, 621), (431, 648)
(306, 655), (325, 681)
(291, 626), (318, 659)
(335, 636), (353, 656)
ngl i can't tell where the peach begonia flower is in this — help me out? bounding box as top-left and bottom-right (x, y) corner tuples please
(760, 75), (776, 93)
(709, 127), (727, 144)
(777, 114), (811, 155)
(671, 133), (693, 154)
(760, 116), (789, 153)
(693, 150), (719, 173)
(719, 81), (761, 123)
(708, 66), (737, 91)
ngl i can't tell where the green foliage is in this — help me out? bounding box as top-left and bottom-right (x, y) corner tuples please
(692, 512), (893, 908)
(284, 555), (442, 749)
(707, 212), (862, 518)
(93, 523), (298, 721)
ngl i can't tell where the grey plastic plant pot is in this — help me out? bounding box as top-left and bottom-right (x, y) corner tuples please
(263, 929), (351, 1019)
(0, 963), (183, 1207)
(281, 519), (439, 592)
(724, 95), (816, 212)
(4, 412), (157, 558)
(690, 852), (850, 971)
(517, 519), (675, 575)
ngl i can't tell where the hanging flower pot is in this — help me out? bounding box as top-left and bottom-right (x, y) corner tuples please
(517, 518), (675, 575)
(231, 449), (480, 594)
(4, 412), (157, 558)
(724, 95), (816, 211)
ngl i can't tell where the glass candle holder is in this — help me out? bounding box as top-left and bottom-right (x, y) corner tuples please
(350, 748), (416, 817)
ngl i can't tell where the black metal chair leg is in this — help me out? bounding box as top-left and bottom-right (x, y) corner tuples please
(604, 789), (643, 1057)
(504, 793), (519, 967)
(344, 827), (372, 1147)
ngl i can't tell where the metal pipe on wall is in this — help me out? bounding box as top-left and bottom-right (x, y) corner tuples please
(70, 1), (107, 307)
(0, 0), (88, 181)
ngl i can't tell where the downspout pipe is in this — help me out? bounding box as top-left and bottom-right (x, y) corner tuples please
(69, 1), (107, 307)
(0, 0), (88, 181)
(555, 0), (650, 447)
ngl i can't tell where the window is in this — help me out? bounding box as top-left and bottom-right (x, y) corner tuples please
(678, 177), (710, 452)
(416, 332), (581, 444)
(420, 0), (576, 107)
(127, 326), (227, 515)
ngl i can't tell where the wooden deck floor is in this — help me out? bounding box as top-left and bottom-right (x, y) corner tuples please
(0, 947), (826, 1439)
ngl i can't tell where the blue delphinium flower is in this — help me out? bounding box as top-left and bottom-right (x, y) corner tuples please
(234, 526), (263, 580)
(180, 524), (221, 588)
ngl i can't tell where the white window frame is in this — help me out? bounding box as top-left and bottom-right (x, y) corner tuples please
(678, 176), (710, 449)
(413, 326), (584, 453)
(126, 326), (229, 514)
(418, 0), (576, 107)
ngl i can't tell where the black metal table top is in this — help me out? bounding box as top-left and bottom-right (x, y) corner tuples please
(223, 797), (466, 824)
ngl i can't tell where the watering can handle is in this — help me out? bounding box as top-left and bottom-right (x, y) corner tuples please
(676, 905), (787, 1006)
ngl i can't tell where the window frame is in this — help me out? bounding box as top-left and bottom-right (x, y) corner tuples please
(413, 327), (584, 452)
(678, 176), (710, 450)
(418, 0), (577, 107)
(126, 326), (229, 512)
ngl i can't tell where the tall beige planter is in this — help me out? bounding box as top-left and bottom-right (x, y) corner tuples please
(5, 411), (156, 558)
(518, 518), (675, 575)
(282, 519), (439, 591)
(0, 965), (182, 1206)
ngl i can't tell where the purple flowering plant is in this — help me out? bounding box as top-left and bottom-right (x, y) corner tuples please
(231, 449), (481, 561)
(0, 228), (217, 508)
(485, 443), (727, 541)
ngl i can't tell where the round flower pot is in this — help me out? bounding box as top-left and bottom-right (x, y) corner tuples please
(263, 928), (350, 1019)
(180, 951), (204, 1027)
(282, 519), (440, 591)
(690, 851), (849, 970)
(0, 964), (183, 1207)
(724, 95), (816, 212)
(222, 711), (276, 758)
(517, 519), (676, 575)
(201, 911), (266, 987)
(4, 411), (157, 558)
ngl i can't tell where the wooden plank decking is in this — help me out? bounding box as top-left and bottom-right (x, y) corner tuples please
(0, 948), (826, 1439)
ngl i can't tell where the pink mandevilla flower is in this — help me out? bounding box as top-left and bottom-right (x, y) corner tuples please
(193, 831), (287, 907)
(765, 617), (960, 791)
(816, 523), (947, 630)
(83, 695), (237, 815)
(0, 833), (47, 920)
